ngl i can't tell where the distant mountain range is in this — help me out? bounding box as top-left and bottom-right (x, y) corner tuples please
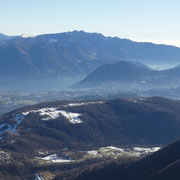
(75, 60), (180, 89)
(1, 30), (180, 91)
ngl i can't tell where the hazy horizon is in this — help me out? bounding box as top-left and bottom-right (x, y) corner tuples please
(1, 0), (179, 47)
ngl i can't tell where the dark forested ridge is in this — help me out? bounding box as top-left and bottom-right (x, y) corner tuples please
(1, 97), (180, 153)
(67, 139), (180, 180)
(1, 97), (180, 179)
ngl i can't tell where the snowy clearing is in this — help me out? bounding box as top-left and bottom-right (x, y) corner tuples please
(64, 101), (104, 107)
(38, 154), (73, 163)
(87, 146), (161, 158)
(22, 108), (83, 123)
(58, 110), (82, 124)
(34, 174), (44, 180)
(133, 147), (161, 153)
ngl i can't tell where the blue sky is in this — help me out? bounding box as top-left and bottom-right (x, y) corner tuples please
(0, 0), (179, 46)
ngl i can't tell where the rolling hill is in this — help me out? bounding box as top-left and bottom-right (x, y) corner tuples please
(75, 60), (180, 89)
(1, 97), (180, 179)
(1, 97), (180, 153)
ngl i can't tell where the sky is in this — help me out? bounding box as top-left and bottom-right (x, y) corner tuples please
(0, 0), (179, 47)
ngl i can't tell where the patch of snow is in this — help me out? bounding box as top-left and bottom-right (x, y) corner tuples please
(13, 114), (24, 132)
(87, 150), (99, 156)
(65, 101), (104, 107)
(22, 108), (83, 123)
(39, 108), (61, 121)
(38, 151), (48, 155)
(21, 34), (36, 38)
(59, 110), (83, 124)
(39, 154), (73, 163)
(100, 146), (124, 151)
(22, 108), (60, 120)
(87, 146), (125, 158)
(86, 146), (161, 158)
(34, 173), (44, 180)
(133, 147), (161, 154)
(0, 114), (24, 135)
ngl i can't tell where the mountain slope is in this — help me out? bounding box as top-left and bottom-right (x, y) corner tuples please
(1, 97), (180, 179)
(75, 60), (180, 89)
(147, 159), (180, 180)
(71, 139), (180, 180)
(1, 31), (180, 91)
(75, 61), (154, 87)
(1, 97), (180, 154)
(0, 33), (17, 40)
(0, 33), (9, 40)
